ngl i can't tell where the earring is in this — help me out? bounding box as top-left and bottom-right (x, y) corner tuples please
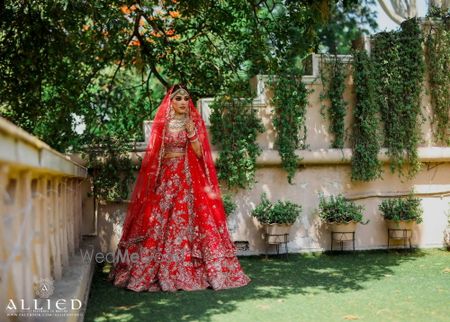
(169, 105), (175, 119)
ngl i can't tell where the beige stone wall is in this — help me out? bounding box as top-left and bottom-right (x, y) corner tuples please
(0, 117), (88, 320)
(96, 60), (450, 254)
(229, 164), (450, 254)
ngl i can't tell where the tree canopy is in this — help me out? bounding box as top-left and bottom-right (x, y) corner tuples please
(0, 0), (375, 153)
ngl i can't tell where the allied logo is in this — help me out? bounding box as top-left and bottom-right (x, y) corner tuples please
(33, 278), (55, 299)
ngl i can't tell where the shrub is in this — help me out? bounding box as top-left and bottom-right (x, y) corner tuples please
(318, 194), (367, 224)
(379, 194), (423, 223)
(251, 193), (302, 225)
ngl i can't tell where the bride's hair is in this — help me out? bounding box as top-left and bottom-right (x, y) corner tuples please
(171, 83), (189, 93)
(170, 84), (190, 101)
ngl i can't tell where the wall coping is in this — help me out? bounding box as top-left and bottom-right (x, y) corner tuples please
(129, 143), (450, 165)
(0, 116), (87, 178)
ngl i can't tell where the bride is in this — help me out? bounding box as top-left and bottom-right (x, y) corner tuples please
(108, 84), (251, 292)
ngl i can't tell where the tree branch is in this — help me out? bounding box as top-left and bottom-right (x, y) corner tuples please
(133, 24), (169, 88)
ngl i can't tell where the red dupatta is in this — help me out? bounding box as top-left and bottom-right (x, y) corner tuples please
(117, 86), (236, 257)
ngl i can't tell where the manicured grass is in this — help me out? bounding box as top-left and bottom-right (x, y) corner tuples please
(85, 249), (450, 322)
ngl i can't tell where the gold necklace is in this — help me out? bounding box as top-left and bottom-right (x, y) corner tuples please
(168, 117), (186, 130)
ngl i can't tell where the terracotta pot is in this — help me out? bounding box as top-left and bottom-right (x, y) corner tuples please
(386, 219), (416, 238)
(386, 219), (415, 230)
(262, 223), (292, 244)
(327, 221), (357, 241)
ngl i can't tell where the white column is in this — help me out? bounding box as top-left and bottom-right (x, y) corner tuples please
(49, 177), (62, 280)
(39, 176), (51, 280)
(74, 179), (81, 250)
(0, 165), (9, 322)
(16, 170), (34, 309)
(60, 178), (69, 267)
(31, 177), (41, 284)
(67, 178), (75, 256)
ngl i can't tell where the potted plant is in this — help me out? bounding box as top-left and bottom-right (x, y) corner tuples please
(444, 208), (450, 251)
(378, 194), (423, 238)
(317, 194), (367, 241)
(251, 193), (302, 244)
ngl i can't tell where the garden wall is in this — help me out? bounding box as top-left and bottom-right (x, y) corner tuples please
(93, 58), (450, 254)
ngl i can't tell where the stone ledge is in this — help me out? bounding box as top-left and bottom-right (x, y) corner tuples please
(0, 116), (87, 178)
(35, 237), (96, 322)
(254, 147), (450, 165)
(126, 146), (450, 166)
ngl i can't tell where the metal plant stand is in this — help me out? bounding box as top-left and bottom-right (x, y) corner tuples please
(264, 233), (289, 260)
(330, 231), (355, 251)
(387, 228), (412, 249)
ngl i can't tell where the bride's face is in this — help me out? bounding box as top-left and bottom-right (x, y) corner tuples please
(171, 94), (190, 115)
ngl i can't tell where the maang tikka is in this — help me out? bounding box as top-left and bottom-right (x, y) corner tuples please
(170, 88), (188, 99)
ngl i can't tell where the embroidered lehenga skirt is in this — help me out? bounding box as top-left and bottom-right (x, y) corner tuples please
(110, 155), (251, 292)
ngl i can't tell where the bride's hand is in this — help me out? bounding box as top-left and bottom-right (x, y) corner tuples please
(185, 118), (195, 134)
(185, 118), (202, 158)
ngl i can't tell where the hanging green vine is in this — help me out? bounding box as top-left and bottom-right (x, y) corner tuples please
(320, 54), (348, 149)
(270, 65), (308, 184)
(397, 18), (424, 176)
(209, 83), (264, 189)
(351, 49), (382, 181)
(425, 11), (450, 145)
(372, 18), (424, 178)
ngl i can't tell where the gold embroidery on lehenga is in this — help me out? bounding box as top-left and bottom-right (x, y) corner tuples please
(111, 109), (250, 292)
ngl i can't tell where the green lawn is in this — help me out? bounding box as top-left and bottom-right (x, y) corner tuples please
(85, 249), (450, 322)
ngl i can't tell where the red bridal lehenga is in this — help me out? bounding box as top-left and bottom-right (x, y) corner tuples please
(108, 86), (251, 292)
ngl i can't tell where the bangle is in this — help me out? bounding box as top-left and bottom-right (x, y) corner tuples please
(188, 132), (198, 141)
(189, 136), (199, 143)
(187, 129), (197, 138)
